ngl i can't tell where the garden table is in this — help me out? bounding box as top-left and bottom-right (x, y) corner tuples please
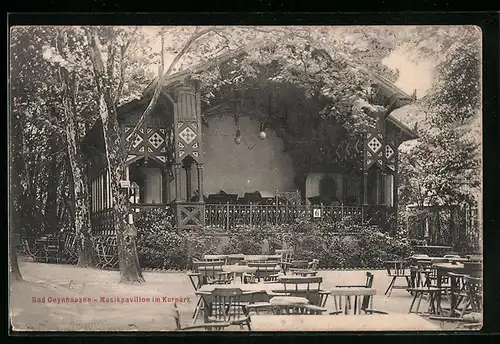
(222, 265), (257, 283)
(249, 314), (441, 331)
(330, 287), (376, 315)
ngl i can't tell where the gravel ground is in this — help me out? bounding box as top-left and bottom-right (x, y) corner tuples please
(10, 261), (473, 332)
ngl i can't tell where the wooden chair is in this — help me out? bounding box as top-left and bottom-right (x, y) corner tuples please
(276, 249), (293, 274)
(193, 260), (229, 285)
(407, 264), (449, 315)
(97, 236), (118, 269)
(278, 276), (328, 307)
(429, 276), (482, 329)
(188, 260), (232, 324)
(206, 288), (255, 330)
(384, 261), (413, 296)
(173, 303), (231, 332)
(331, 272), (387, 315)
(62, 233), (78, 264)
(308, 259), (319, 270)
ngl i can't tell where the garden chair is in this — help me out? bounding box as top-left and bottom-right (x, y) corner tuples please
(407, 263), (449, 315)
(206, 288), (256, 331)
(276, 249), (293, 274)
(384, 260), (413, 296)
(62, 232), (78, 264)
(193, 259), (230, 285)
(289, 259), (319, 277)
(278, 276), (328, 307)
(173, 303), (231, 332)
(191, 259), (232, 322)
(97, 236), (118, 269)
(331, 272), (387, 314)
(429, 276), (483, 329)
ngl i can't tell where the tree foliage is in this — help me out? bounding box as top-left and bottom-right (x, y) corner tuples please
(398, 27), (481, 207)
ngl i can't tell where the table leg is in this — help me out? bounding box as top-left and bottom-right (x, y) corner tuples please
(449, 274), (458, 317)
(435, 269), (442, 315)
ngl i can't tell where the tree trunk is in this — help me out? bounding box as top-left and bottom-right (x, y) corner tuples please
(59, 67), (94, 267)
(86, 28), (145, 283)
(103, 98), (145, 283)
(9, 112), (23, 281)
(77, 166), (94, 266)
(45, 111), (60, 234)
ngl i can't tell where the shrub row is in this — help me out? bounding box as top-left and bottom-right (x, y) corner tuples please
(134, 209), (414, 270)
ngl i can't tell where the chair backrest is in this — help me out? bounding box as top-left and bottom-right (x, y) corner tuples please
(245, 255), (268, 263)
(280, 276), (323, 305)
(277, 249), (293, 263)
(364, 272), (374, 288)
(308, 259), (319, 271)
(464, 276), (482, 311)
(204, 255), (228, 264)
(192, 259), (225, 284)
(210, 288), (248, 322)
(360, 272), (375, 310)
(385, 261), (408, 276)
(248, 262), (280, 280)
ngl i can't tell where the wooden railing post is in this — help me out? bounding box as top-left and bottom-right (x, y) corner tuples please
(226, 202), (230, 231)
(249, 202), (253, 228)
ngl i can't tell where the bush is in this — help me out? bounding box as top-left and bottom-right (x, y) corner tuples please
(135, 208), (218, 270)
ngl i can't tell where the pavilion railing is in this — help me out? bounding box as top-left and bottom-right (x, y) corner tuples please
(204, 203), (394, 230)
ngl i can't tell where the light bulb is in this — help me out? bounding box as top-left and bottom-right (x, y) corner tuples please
(259, 131), (266, 140)
(234, 130), (242, 145)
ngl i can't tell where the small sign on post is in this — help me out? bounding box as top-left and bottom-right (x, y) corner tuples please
(313, 208), (322, 218)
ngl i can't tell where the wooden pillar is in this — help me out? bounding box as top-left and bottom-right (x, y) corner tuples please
(185, 161), (192, 202)
(363, 172), (368, 205)
(174, 163), (182, 202)
(197, 163), (204, 203)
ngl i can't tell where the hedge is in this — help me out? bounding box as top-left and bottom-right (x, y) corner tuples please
(135, 209), (413, 270)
